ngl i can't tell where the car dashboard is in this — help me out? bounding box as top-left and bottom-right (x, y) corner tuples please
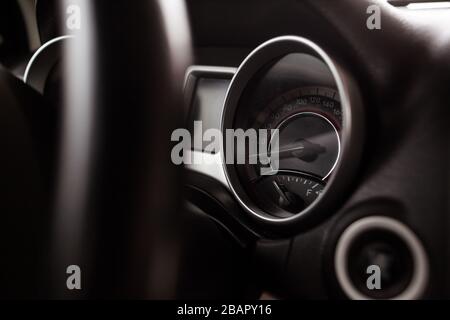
(0, 0), (449, 301)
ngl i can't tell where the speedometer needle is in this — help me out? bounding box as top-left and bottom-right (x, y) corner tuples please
(272, 181), (305, 212)
(250, 139), (326, 162)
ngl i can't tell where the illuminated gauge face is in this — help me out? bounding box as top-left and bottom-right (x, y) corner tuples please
(274, 112), (340, 179)
(258, 87), (341, 180)
(240, 87), (342, 216)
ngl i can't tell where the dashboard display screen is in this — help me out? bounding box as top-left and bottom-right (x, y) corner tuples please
(189, 77), (231, 152)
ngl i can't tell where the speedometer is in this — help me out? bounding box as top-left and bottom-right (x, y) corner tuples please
(258, 87), (341, 180)
(246, 87), (342, 216)
(222, 36), (364, 233)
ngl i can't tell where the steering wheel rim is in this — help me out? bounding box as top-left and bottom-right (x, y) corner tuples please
(51, 0), (192, 299)
(1, 0), (191, 299)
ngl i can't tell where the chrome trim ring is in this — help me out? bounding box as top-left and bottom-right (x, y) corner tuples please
(335, 216), (429, 300)
(23, 35), (75, 93)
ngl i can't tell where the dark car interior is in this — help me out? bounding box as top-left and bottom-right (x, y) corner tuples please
(0, 0), (449, 301)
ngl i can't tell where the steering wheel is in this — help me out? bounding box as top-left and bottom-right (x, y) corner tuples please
(0, 0), (191, 299)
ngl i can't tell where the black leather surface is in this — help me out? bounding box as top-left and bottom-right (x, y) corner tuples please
(0, 68), (51, 298)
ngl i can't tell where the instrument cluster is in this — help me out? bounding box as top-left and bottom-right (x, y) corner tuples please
(221, 37), (364, 232)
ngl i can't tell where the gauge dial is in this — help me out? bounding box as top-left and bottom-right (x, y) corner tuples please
(257, 87), (342, 130)
(240, 86), (342, 216)
(271, 112), (340, 179)
(222, 37), (363, 229)
(258, 87), (341, 180)
(255, 173), (325, 215)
